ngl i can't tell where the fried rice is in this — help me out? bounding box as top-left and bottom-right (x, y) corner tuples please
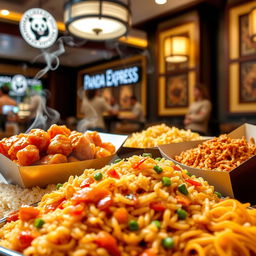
(0, 155), (256, 256)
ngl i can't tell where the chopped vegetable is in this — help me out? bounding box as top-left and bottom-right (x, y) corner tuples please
(162, 237), (174, 250)
(80, 177), (94, 188)
(173, 165), (181, 171)
(162, 177), (171, 186)
(68, 204), (85, 216)
(114, 158), (122, 163)
(19, 205), (40, 221)
(44, 198), (65, 213)
(155, 157), (162, 161)
(214, 191), (222, 198)
(129, 220), (139, 231)
(142, 153), (152, 158)
(185, 179), (201, 187)
(153, 165), (163, 174)
(107, 169), (120, 179)
(6, 211), (19, 222)
(94, 172), (103, 181)
(133, 158), (147, 169)
(56, 183), (63, 190)
(141, 249), (157, 256)
(114, 208), (129, 223)
(95, 231), (120, 256)
(176, 194), (191, 207)
(150, 202), (166, 211)
(34, 218), (45, 228)
(176, 208), (188, 220)
(178, 184), (189, 195)
(151, 220), (161, 229)
(186, 171), (192, 177)
(71, 187), (110, 204)
(97, 196), (113, 211)
(18, 231), (35, 249)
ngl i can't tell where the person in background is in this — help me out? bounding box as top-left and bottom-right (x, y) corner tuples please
(118, 95), (145, 132)
(79, 89), (117, 132)
(130, 95), (145, 124)
(184, 84), (212, 136)
(0, 84), (17, 132)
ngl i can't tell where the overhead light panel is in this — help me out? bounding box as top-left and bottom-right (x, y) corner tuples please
(155, 0), (167, 5)
(64, 0), (131, 41)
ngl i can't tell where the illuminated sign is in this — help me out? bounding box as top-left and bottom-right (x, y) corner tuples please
(84, 66), (141, 90)
(0, 74), (43, 96)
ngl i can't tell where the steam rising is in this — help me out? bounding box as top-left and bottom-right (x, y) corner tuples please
(25, 90), (60, 133)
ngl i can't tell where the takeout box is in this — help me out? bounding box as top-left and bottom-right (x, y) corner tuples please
(158, 123), (256, 204)
(118, 146), (162, 159)
(0, 133), (128, 188)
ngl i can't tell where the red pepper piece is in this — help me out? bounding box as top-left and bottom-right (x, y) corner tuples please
(185, 179), (201, 187)
(80, 177), (94, 188)
(132, 158), (147, 169)
(150, 202), (166, 211)
(173, 165), (181, 171)
(18, 231), (35, 249)
(6, 210), (19, 222)
(107, 169), (120, 179)
(44, 198), (65, 213)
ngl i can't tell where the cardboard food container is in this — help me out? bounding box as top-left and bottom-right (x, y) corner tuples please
(118, 146), (162, 159)
(158, 123), (256, 204)
(0, 133), (128, 188)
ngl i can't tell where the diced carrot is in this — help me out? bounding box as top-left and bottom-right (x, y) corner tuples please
(114, 208), (129, 224)
(19, 206), (40, 221)
(150, 202), (166, 212)
(95, 231), (120, 256)
(176, 194), (191, 207)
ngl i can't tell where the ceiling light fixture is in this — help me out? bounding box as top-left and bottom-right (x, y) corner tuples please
(164, 36), (189, 63)
(64, 0), (131, 41)
(155, 0), (167, 5)
(0, 9), (10, 16)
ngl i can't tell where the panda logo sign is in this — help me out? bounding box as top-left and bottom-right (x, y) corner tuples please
(11, 75), (28, 95)
(19, 8), (58, 49)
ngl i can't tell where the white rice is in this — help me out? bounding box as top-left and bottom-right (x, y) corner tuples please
(0, 183), (56, 218)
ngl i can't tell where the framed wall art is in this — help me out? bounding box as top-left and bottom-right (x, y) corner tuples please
(228, 1), (256, 113)
(157, 22), (199, 116)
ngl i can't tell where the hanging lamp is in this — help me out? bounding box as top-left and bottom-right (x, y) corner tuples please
(164, 36), (189, 63)
(64, 0), (131, 41)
